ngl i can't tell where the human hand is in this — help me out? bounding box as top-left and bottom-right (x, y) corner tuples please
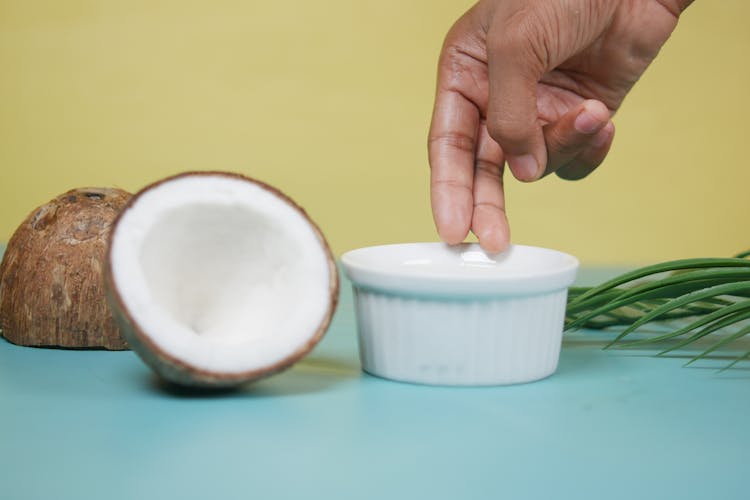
(428, 0), (692, 252)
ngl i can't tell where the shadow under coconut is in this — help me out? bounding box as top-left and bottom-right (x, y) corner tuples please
(143, 355), (362, 399)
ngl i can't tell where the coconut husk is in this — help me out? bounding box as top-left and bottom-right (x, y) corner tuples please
(0, 187), (132, 349)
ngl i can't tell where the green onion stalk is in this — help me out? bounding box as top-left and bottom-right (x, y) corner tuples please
(565, 250), (750, 369)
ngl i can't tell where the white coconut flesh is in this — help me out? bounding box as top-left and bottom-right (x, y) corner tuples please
(109, 175), (333, 375)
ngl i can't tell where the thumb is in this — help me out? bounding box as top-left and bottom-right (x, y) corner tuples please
(485, 8), (549, 182)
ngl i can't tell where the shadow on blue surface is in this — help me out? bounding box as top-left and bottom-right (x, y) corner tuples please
(562, 328), (750, 377)
(139, 354), (362, 398)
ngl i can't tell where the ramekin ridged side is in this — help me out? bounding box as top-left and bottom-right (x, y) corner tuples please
(353, 288), (569, 386)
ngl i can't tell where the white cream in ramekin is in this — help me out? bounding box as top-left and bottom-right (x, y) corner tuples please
(341, 243), (579, 386)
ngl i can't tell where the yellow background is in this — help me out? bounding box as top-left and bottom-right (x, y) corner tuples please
(1, 0), (748, 265)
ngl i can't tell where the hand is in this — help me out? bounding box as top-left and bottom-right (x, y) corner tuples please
(428, 0), (692, 252)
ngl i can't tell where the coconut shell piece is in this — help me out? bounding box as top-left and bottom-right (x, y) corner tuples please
(0, 187), (132, 349)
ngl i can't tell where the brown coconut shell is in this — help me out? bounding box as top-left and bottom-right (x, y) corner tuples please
(0, 187), (132, 349)
(104, 171), (339, 387)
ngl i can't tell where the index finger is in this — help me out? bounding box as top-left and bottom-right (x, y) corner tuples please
(428, 87), (480, 245)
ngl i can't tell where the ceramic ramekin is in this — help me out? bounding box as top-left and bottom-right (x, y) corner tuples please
(341, 243), (579, 386)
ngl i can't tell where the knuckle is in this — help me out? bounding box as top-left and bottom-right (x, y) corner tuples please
(428, 130), (475, 155)
(474, 160), (502, 182)
(487, 6), (548, 66)
(431, 177), (471, 191)
(474, 200), (505, 214)
(486, 116), (534, 149)
(436, 40), (489, 106)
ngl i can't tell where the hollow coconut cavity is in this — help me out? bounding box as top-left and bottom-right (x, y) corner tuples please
(105, 172), (338, 387)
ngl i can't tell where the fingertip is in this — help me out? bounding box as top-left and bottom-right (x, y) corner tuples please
(593, 120), (615, 148)
(555, 119), (616, 181)
(544, 100), (613, 175)
(507, 153), (544, 182)
(438, 225), (470, 246)
(574, 100), (610, 135)
(477, 230), (509, 254)
(472, 206), (510, 254)
(434, 201), (471, 245)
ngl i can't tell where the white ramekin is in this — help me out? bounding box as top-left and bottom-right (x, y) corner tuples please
(341, 243), (579, 386)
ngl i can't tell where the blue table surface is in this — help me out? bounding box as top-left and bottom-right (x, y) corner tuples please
(1, 245), (748, 500)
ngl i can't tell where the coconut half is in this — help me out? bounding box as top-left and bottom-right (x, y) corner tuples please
(0, 187), (132, 349)
(104, 172), (338, 387)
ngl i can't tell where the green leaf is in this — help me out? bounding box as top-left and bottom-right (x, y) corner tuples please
(618, 300), (750, 347)
(565, 252), (750, 368)
(567, 258), (750, 307)
(566, 280), (750, 332)
(685, 323), (750, 366)
(656, 309), (750, 356)
(568, 267), (750, 314)
(605, 284), (750, 347)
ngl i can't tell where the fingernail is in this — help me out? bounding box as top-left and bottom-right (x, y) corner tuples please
(574, 109), (603, 134)
(508, 154), (539, 180)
